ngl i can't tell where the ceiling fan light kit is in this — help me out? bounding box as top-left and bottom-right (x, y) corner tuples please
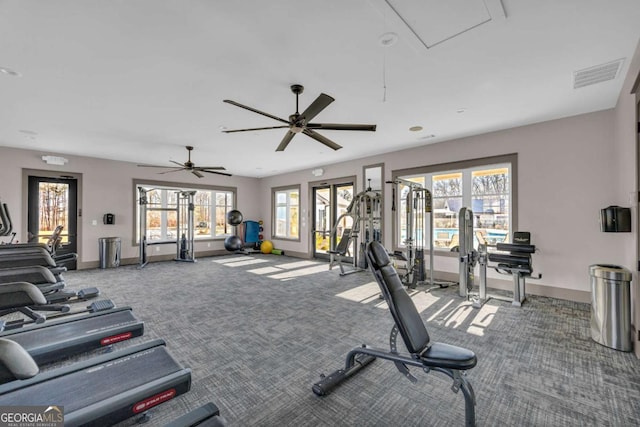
(223, 84), (377, 152)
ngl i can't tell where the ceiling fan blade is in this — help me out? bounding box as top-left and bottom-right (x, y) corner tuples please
(307, 123), (377, 132)
(137, 164), (181, 169)
(276, 131), (296, 152)
(223, 125), (290, 133)
(302, 129), (342, 151)
(223, 100), (290, 124)
(192, 170), (204, 178)
(300, 93), (334, 122)
(158, 168), (187, 174)
(200, 169), (232, 177)
(169, 160), (185, 167)
(195, 166), (227, 171)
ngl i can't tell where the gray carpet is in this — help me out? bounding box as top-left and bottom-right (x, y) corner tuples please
(59, 254), (640, 426)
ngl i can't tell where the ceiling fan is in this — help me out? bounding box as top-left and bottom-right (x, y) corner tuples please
(137, 146), (231, 178)
(222, 84), (377, 151)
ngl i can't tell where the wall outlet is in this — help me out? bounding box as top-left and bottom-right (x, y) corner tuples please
(207, 243), (211, 248)
(155, 246), (160, 252)
(92, 219), (97, 226)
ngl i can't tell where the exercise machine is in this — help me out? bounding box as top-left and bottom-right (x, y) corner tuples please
(387, 178), (438, 288)
(313, 241), (477, 426)
(138, 187), (196, 268)
(0, 265), (99, 304)
(0, 338), (191, 426)
(0, 282), (114, 331)
(0, 306), (143, 369)
(328, 188), (381, 275)
(458, 207), (541, 307)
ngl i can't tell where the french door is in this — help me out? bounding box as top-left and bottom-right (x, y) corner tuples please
(312, 180), (354, 260)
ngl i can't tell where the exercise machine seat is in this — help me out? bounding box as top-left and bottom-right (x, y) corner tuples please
(0, 338), (39, 382)
(368, 241), (476, 370)
(420, 342), (477, 370)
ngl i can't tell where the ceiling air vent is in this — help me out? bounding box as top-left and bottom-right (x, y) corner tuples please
(573, 58), (625, 89)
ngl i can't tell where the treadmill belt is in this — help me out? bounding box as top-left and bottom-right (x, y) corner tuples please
(0, 345), (181, 411)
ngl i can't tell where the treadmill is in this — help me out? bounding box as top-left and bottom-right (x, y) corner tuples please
(0, 339), (191, 426)
(0, 306), (144, 366)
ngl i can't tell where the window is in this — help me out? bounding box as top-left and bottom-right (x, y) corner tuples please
(394, 155), (515, 252)
(135, 181), (235, 242)
(273, 186), (300, 240)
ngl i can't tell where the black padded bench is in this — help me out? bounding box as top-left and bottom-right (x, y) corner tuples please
(313, 241), (478, 426)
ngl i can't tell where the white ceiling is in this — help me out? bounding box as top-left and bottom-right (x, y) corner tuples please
(1, 0), (639, 178)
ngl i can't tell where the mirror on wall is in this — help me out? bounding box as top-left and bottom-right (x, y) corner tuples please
(363, 164), (383, 191)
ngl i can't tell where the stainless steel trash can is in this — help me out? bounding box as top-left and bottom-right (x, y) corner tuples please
(589, 264), (632, 351)
(99, 237), (121, 269)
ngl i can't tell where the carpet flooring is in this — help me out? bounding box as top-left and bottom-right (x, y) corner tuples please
(58, 253), (640, 426)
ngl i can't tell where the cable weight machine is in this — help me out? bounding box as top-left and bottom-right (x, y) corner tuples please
(138, 187), (196, 268)
(389, 178), (434, 289)
(328, 187), (382, 276)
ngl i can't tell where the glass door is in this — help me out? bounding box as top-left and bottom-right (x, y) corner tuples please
(312, 182), (354, 260)
(28, 176), (78, 269)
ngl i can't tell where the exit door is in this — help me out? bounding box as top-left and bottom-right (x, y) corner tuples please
(28, 176), (78, 270)
(312, 182), (354, 260)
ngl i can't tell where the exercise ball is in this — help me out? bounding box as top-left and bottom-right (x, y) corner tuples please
(260, 240), (273, 254)
(226, 210), (243, 226)
(224, 235), (243, 252)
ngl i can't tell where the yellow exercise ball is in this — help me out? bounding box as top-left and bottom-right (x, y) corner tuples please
(260, 240), (274, 254)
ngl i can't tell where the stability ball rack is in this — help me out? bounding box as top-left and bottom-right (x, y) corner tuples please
(138, 187), (196, 268)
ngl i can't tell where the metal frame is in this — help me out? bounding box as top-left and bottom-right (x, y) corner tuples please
(138, 187), (196, 268)
(458, 207), (540, 308)
(328, 189), (382, 275)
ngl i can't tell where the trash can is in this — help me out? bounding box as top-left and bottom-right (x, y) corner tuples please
(589, 264), (632, 351)
(99, 237), (121, 269)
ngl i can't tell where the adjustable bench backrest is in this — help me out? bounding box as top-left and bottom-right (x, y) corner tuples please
(366, 241), (431, 355)
(330, 228), (352, 255)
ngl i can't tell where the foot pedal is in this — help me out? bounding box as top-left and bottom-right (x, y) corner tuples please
(88, 299), (115, 312)
(45, 289), (77, 303)
(77, 287), (100, 299)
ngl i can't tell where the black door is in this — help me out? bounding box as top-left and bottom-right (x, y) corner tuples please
(28, 176), (78, 270)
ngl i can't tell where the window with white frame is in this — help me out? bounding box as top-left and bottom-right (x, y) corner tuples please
(273, 186), (299, 240)
(395, 158), (513, 251)
(135, 182), (235, 242)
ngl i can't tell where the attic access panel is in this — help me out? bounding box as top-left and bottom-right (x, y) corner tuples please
(385, 0), (492, 48)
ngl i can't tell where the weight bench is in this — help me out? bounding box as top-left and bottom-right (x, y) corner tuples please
(313, 240), (478, 426)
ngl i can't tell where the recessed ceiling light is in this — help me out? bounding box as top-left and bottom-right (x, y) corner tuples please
(409, 126), (423, 132)
(379, 32), (398, 47)
(0, 67), (21, 77)
(456, 109), (466, 113)
(19, 129), (38, 135)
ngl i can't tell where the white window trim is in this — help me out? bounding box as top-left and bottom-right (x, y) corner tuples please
(272, 185), (301, 241)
